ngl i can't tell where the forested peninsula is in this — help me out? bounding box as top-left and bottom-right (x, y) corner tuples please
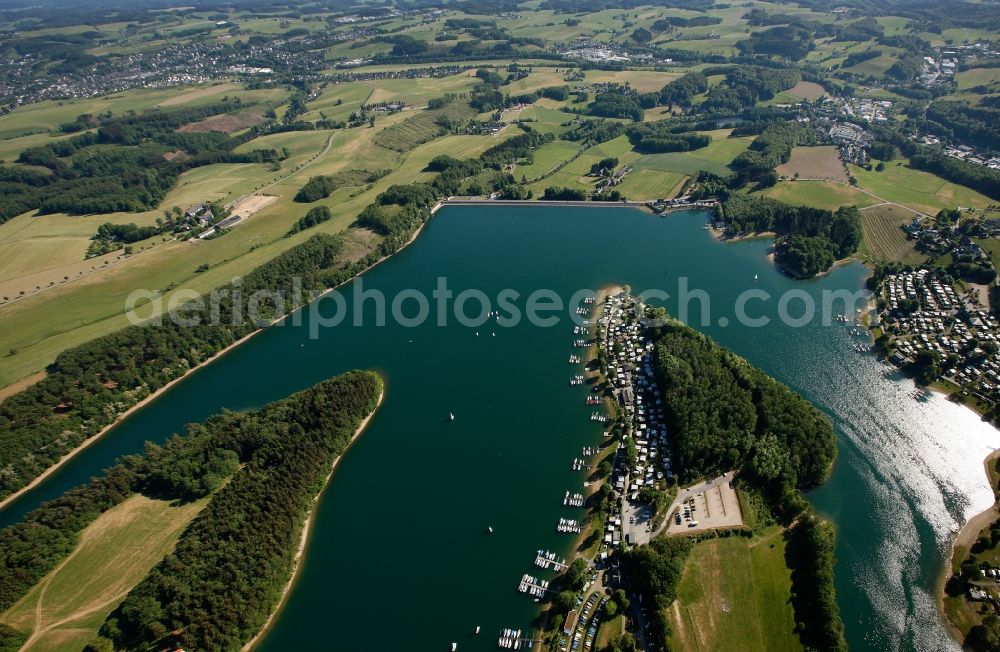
(623, 312), (846, 650)
(0, 370), (382, 652)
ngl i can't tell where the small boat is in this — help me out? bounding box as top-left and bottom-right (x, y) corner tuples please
(488, 526), (494, 533)
(449, 412), (455, 421)
(452, 644), (457, 651)
(753, 274), (758, 282)
(475, 626), (481, 634)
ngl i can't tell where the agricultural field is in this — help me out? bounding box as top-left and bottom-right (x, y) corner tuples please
(762, 180), (878, 211)
(0, 83), (286, 140)
(776, 146), (850, 183)
(374, 102), (477, 153)
(0, 494), (209, 652)
(851, 161), (995, 216)
(859, 204), (925, 264)
(668, 527), (801, 652)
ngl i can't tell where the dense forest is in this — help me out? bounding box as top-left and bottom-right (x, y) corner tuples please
(775, 234), (836, 278)
(650, 318), (837, 501)
(0, 370), (381, 651)
(717, 194), (862, 276)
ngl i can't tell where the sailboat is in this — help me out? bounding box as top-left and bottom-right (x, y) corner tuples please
(753, 273), (758, 282)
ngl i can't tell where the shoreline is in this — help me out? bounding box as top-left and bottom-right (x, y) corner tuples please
(0, 325), (269, 512)
(938, 447), (1000, 643)
(0, 215), (430, 515)
(242, 387), (384, 652)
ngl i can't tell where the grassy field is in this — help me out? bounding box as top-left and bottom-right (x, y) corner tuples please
(957, 68), (1000, 91)
(0, 494), (208, 651)
(617, 168), (687, 200)
(514, 139), (584, 180)
(517, 101), (581, 136)
(851, 160), (994, 215)
(763, 180), (878, 211)
(776, 146), (849, 183)
(976, 238), (1000, 271)
(668, 527), (802, 652)
(634, 132), (752, 178)
(859, 204), (925, 264)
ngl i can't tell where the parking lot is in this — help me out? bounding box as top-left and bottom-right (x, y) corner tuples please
(664, 475), (743, 535)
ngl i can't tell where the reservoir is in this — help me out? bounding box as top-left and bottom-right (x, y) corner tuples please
(1, 205), (997, 650)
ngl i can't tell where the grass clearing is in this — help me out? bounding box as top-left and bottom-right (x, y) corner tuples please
(0, 494), (209, 651)
(776, 146), (849, 183)
(859, 204), (925, 264)
(763, 180), (878, 211)
(669, 527), (801, 652)
(851, 161), (994, 215)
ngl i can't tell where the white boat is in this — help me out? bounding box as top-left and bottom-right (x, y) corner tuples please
(449, 412), (455, 421)
(452, 644), (457, 651)
(753, 273), (758, 281)
(475, 626), (481, 634)
(488, 526), (494, 533)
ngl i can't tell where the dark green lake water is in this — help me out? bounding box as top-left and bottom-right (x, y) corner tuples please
(2, 205), (997, 651)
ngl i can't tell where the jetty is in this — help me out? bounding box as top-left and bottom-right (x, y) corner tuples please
(534, 549), (569, 571)
(557, 517), (582, 534)
(517, 573), (550, 597)
(497, 628), (536, 649)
